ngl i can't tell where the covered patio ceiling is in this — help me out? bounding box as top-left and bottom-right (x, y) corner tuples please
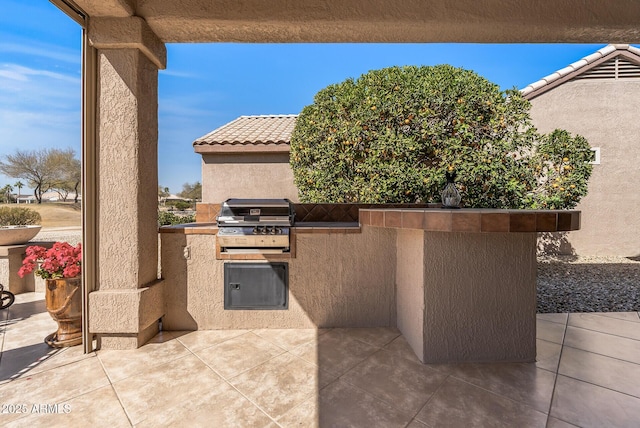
(72, 0), (640, 43)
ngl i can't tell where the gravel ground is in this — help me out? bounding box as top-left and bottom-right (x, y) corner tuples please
(537, 255), (640, 313)
(32, 228), (640, 313)
(34, 227), (82, 246)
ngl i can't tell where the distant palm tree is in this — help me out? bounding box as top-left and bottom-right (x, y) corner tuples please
(159, 186), (170, 206)
(14, 181), (23, 204)
(2, 184), (13, 204)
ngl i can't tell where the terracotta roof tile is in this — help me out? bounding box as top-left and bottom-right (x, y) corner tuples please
(193, 115), (297, 153)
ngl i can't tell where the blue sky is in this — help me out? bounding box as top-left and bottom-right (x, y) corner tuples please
(0, 0), (609, 195)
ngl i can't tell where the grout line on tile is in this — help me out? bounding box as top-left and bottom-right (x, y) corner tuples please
(560, 340), (640, 368)
(537, 366), (559, 375)
(247, 329), (303, 354)
(545, 312), (569, 425)
(403, 417), (429, 428)
(338, 348), (447, 425)
(269, 389), (310, 425)
(555, 373), (640, 403)
(566, 320), (640, 342)
(355, 336), (401, 349)
(210, 349), (302, 426)
(567, 312), (638, 332)
(536, 313), (569, 325)
(535, 337), (564, 374)
(96, 350), (135, 427)
(329, 376), (419, 423)
(412, 374), (450, 425)
(174, 329), (251, 352)
(590, 312), (640, 322)
(445, 371), (553, 416)
(537, 337), (564, 349)
(334, 347), (385, 380)
(189, 336), (287, 384)
(546, 415), (580, 428)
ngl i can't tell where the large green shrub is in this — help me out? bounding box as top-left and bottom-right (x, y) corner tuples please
(0, 206), (42, 226)
(173, 200), (192, 211)
(290, 65), (592, 208)
(158, 211), (195, 227)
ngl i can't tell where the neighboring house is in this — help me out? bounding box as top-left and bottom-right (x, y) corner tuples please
(523, 44), (640, 257)
(193, 115), (299, 203)
(14, 191), (80, 203)
(40, 191), (81, 202)
(15, 195), (36, 204)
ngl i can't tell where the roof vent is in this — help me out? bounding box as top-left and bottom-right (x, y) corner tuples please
(576, 57), (640, 80)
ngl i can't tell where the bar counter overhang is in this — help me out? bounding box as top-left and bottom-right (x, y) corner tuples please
(159, 207), (580, 364)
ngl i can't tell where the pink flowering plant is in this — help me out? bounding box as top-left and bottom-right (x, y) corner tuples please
(18, 242), (82, 279)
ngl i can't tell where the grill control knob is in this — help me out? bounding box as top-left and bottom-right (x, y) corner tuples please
(252, 227), (259, 234)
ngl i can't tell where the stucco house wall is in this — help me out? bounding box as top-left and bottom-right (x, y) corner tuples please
(526, 49), (640, 256)
(201, 153), (299, 203)
(194, 115), (300, 203)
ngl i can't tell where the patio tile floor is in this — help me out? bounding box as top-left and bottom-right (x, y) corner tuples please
(1, 292), (639, 427)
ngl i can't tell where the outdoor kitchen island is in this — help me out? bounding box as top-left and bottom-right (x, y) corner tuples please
(159, 207), (579, 364)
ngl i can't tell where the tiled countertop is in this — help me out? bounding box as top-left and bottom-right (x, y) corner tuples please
(360, 208), (580, 233)
(159, 222), (361, 235)
(159, 222), (219, 235)
(160, 208), (580, 235)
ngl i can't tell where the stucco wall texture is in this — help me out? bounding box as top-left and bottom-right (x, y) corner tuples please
(395, 229), (425, 362)
(420, 232), (537, 363)
(74, 0), (640, 44)
(201, 154), (299, 203)
(160, 227), (396, 330)
(393, 229), (537, 363)
(529, 79), (640, 256)
(97, 49), (159, 289)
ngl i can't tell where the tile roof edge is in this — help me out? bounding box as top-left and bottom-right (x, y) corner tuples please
(520, 44), (639, 98)
(238, 114), (299, 118)
(193, 140), (291, 146)
(192, 114), (299, 146)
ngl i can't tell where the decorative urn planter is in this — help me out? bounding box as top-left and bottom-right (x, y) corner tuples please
(0, 225), (42, 246)
(45, 276), (82, 347)
(18, 241), (83, 348)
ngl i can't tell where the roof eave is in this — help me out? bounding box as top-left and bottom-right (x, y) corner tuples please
(193, 144), (291, 154)
(522, 45), (640, 100)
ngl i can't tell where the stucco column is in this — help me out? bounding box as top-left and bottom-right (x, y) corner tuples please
(87, 17), (167, 349)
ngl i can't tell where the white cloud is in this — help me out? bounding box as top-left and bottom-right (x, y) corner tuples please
(159, 69), (198, 79)
(0, 64), (79, 85)
(0, 42), (79, 65)
(0, 68), (27, 81)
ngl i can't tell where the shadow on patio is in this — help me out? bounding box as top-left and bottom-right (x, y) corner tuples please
(1, 292), (640, 427)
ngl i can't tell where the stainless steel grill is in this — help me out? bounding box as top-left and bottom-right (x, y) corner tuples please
(216, 199), (294, 254)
